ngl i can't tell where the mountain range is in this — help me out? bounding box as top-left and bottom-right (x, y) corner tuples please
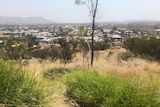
(0, 16), (160, 25)
(0, 16), (54, 25)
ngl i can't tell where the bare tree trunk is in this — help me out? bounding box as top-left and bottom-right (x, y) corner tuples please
(86, 41), (91, 68)
(75, 0), (99, 67)
(91, 17), (95, 66)
(91, 0), (98, 66)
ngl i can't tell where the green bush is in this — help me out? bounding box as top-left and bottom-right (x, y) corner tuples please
(59, 39), (75, 64)
(0, 37), (28, 60)
(94, 42), (110, 51)
(0, 60), (46, 106)
(31, 46), (60, 61)
(64, 70), (160, 107)
(80, 40), (110, 52)
(31, 48), (49, 59)
(124, 37), (160, 61)
(118, 51), (135, 61)
(44, 68), (70, 80)
(31, 39), (75, 64)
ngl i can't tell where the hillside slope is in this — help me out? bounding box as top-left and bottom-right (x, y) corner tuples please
(0, 16), (53, 25)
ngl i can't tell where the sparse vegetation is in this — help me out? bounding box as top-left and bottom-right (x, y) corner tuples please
(80, 41), (110, 51)
(0, 37), (28, 60)
(118, 50), (135, 61)
(0, 48), (159, 107)
(31, 39), (75, 63)
(94, 42), (110, 51)
(59, 39), (75, 65)
(75, 0), (99, 66)
(0, 36), (160, 107)
(31, 46), (60, 61)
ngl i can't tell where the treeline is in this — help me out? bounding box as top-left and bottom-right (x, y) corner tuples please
(124, 37), (160, 61)
(31, 40), (110, 63)
(31, 39), (75, 64)
(0, 37), (110, 63)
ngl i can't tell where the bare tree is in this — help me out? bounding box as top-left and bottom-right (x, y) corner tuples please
(75, 0), (99, 66)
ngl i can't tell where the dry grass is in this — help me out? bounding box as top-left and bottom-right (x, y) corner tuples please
(23, 59), (76, 107)
(92, 48), (160, 76)
(0, 31), (5, 37)
(22, 48), (160, 107)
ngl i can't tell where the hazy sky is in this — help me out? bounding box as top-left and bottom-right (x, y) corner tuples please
(0, 0), (160, 23)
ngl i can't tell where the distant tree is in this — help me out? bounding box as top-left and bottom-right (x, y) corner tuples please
(0, 37), (28, 60)
(112, 26), (117, 31)
(120, 30), (125, 35)
(59, 39), (74, 66)
(77, 26), (91, 67)
(26, 35), (38, 48)
(75, 0), (99, 67)
(124, 37), (160, 61)
(31, 46), (59, 61)
(77, 26), (85, 38)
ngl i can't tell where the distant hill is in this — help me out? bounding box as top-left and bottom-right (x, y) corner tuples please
(0, 16), (54, 25)
(128, 20), (160, 25)
(97, 20), (160, 25)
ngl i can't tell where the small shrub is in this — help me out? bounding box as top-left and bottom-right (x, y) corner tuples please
(59, 39), (75, 64)
(0, 37), (28, 60)
(31, 48), (49, 59)
(80, 40), (110, 52)
(94, 42), (110, 51)
(44, 68), (70, 80)
(118, 51), (135, 61)
(64, 70), (160, 107)
(31, 46), (60, 61)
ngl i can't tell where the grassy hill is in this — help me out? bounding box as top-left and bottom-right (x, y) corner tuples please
(0, 48), (160, 106)
(22, 48), (160, 107)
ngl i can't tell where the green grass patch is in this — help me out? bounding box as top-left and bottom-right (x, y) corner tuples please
(44, 68), (70, 80)
(0, 60), (48, 106)
(63, 70), (160, 107)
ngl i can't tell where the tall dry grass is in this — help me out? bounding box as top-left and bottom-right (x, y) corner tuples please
(22, 48), (160, 106)
(23, 59), (75, 107)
